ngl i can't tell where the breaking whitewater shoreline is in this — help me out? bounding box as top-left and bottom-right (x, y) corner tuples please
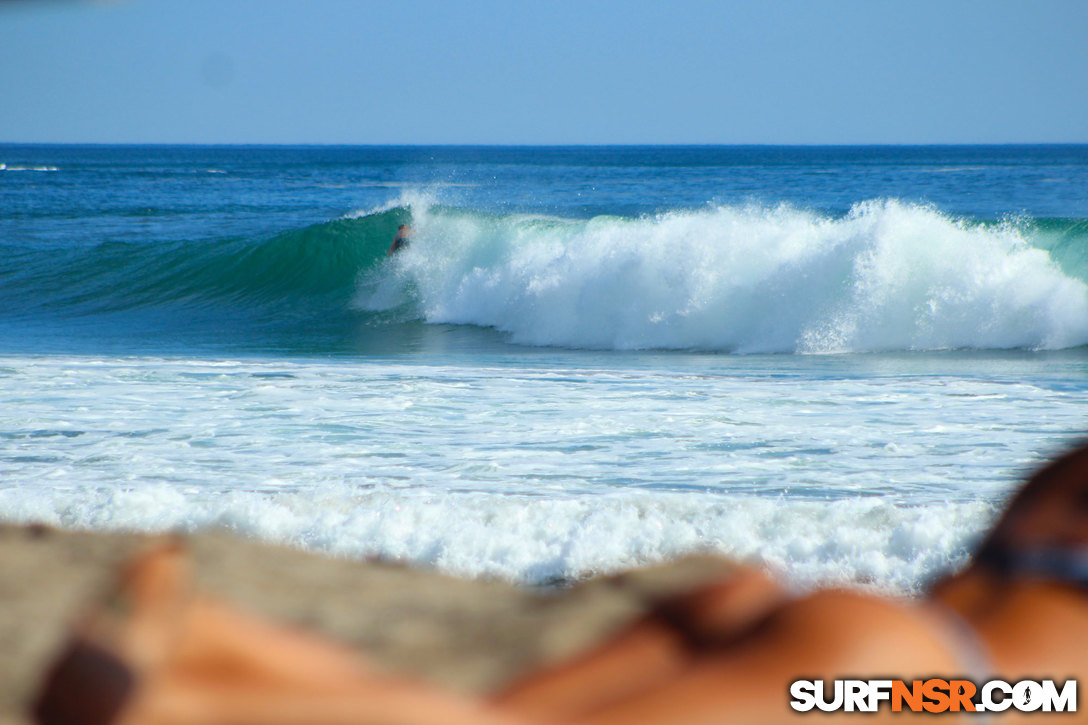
(0, 523), (738, 725)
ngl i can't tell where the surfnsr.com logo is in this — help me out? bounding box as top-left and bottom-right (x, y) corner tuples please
(790, 679), (1077, 714)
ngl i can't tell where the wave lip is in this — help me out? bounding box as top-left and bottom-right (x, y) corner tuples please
(363, 200), (1088, 353)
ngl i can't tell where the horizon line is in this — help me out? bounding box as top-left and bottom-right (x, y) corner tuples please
(4, 141), (1088, 149)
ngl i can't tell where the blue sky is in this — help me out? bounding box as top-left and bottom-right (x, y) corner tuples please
(2, 0), (1087, 144)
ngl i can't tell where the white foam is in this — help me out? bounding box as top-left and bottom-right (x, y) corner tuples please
(1, 354), (1079, 592)
(366, 200), (1088, 353)
(0, 483), (995, 592)
(0, 164), (58, 172)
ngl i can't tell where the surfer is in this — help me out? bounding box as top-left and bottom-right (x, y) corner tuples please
(33, 442), (1088, 724)
(387, 224), (412, 256)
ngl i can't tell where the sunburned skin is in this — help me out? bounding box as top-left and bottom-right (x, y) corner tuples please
(33, 443), (1088, 724)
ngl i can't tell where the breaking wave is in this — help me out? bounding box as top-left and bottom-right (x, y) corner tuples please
(358, 199), (1088, 353)
(3, 196), (1087, 353)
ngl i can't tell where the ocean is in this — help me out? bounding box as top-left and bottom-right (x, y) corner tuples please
(2, 144), (1087, 592)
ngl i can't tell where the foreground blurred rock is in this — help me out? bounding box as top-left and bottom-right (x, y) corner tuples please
(0, 524), (735, 725)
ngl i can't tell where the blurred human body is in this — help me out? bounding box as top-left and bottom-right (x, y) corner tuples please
(35, 445), (1088, 724)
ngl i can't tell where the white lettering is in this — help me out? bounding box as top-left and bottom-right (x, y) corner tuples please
(1040, 680), (1077, 713)
(789, 680), (816, 712)
(1013, 681), (1044, 712)
(815, 680), (844, 712)
(981, 680), (1013, 712)
(844, 681), (868, 712)
(867, 680), (893, 711)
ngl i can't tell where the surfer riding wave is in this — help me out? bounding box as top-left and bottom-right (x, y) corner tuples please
(387, 224), (412, 256)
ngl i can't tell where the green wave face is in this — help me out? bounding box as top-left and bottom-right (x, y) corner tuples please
(0, 208), (410, 320)
(1031, 218), (1088, 281)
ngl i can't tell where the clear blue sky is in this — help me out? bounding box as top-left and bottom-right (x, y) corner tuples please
(2, 0), (1087, 145)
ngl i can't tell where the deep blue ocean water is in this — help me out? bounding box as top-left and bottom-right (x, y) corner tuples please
(2, 144), (1087, 589)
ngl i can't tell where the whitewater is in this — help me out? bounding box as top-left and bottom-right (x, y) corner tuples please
(2, 144), (1087, 593)
(359, 199), (1088, 353)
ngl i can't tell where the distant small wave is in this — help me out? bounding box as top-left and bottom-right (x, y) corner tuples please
(917, 166), (990, 173)
(0, 164), (58, 172)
